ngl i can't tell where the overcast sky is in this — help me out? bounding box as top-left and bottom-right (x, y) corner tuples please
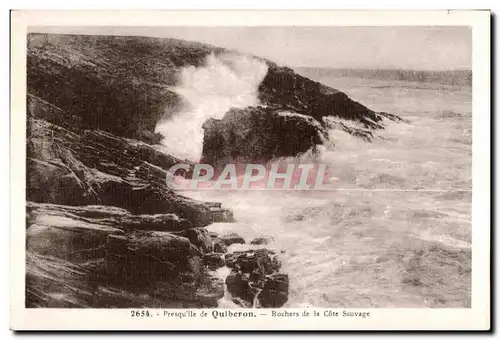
(31, 26), (471, 70)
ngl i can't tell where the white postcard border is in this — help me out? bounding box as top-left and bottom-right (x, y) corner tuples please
(10, 10), (490, 331)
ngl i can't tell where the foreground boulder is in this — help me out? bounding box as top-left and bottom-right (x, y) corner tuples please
(202, 106), (326, 165)
(258, 273), (290, 308)
(203, 253), (226, 271)
(224, 249), (289, 308)
(25, 202), (225, 308)
(104, 230), (203, 287)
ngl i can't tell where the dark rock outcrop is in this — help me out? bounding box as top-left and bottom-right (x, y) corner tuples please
(213, 238), (228, 254)
(199, 62), (403, 166)
(203, 253), (225, 271)
(26, 202), (226, 308)
(104, 230), (202, 287)
(225, 272), (255, 306)
(259, 63), (399, 129)
(26, 114), (232, 228)
(250, 236), (275, 246)
(258, 273), (290, 308)
(26, 84), (233, 308)
(25, 203), (194, 237)
(224, 249), (289, 308)
(201, 106), (326, 165)
(218, 233), (246, 247)
(27, 34), (224, 142)
(225, 249), (281, 273)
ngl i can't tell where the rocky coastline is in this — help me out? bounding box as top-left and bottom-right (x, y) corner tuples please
(25, 33), (399, 308)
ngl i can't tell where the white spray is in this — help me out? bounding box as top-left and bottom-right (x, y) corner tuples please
(155, 52), (269, 161)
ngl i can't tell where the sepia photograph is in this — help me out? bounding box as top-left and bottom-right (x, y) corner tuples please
(10, 10), (490, 331)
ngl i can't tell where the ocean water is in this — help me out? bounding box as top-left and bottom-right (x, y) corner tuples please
(180, 74), (472, 308)
(156, 53), (268, 160)
(155, 53), (472, 308)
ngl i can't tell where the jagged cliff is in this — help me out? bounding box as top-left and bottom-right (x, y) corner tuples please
(27, 33), (225, 142)
(28, 33), (399, 144)
(26, 33), (399, 308)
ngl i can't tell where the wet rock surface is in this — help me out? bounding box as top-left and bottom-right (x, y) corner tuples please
(259, 63), (401, 130)
(26, 202), (226, 307)
(258, 273), (290, 308)
(213, 238), (228, 254)
(225, 249), (281, 273)
(203, 253), (225, 271)
(201, 106), (326, 165)
(224, 249), (289, 308)
(25, 33), (400, 309)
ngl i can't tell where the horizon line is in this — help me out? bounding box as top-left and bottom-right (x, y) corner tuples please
(293, 66), (473, 72)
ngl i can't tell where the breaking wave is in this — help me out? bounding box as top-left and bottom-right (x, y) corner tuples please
(154, 54), (471, 308)
(155, 52), (268, 161)
(181, 74), (472, 308)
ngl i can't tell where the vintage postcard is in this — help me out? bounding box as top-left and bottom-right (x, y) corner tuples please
(10, 10), (490, 331)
